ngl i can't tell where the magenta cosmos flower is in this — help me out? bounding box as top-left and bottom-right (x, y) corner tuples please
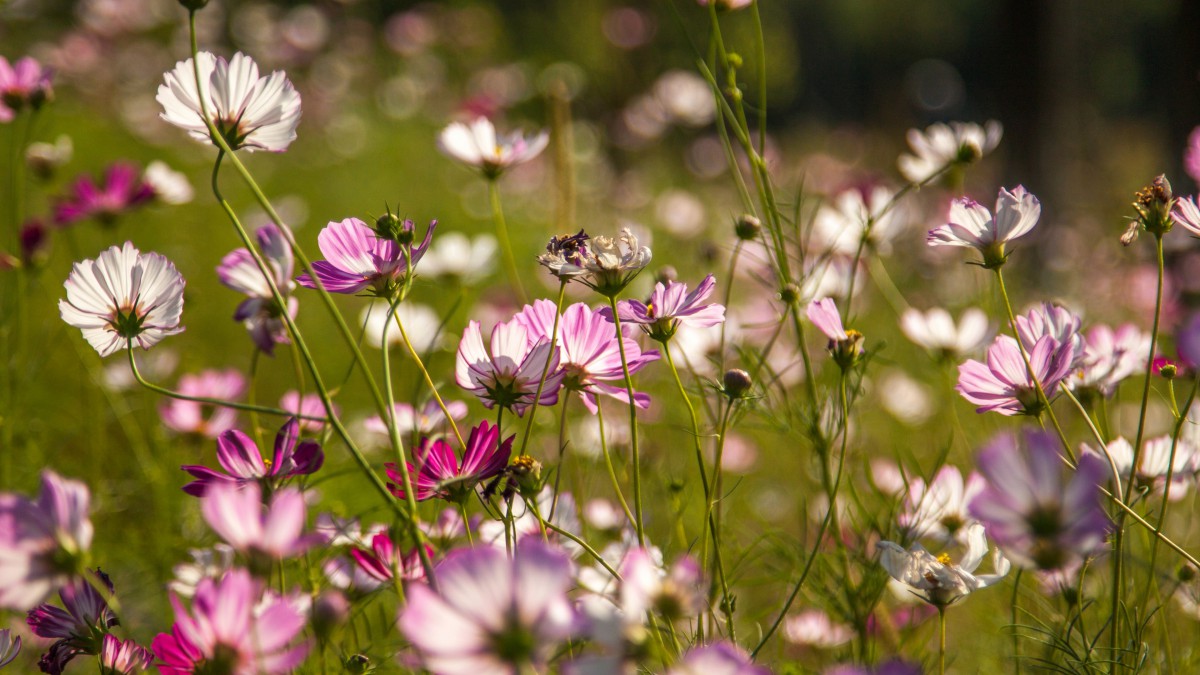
(456, 315), (564, 416)
(159, 369), (246, 438)
(516, 300), (659, 414)
(28, 571), (118, 674)
(52, 163), (155, 227)
(201, 483), (319, 561)
(296, 217), (435, 296)
(157, 52), (301, 153)
(99, 634), (154, 674)
(0, 55), (53, 121)
(613, 274), (725, 342)
(182, 418), (323, 497)
(437, 116), (549, 179)
(970, 430), (1110, 571)
(350, 532), (431, 583)
(927, 185), (1040, 268)
(152, 569), (309, 674)
(0, 471), (93, 610)
(399, 540), (578, 675)
(58, 242), (186, 357)
(217, 224), (298, 356)
(385, 421), (512, 503)
(956, 334), (1074, 417)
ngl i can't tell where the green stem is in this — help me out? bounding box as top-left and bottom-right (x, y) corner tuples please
(391, 308), (466, 449)
(488, 179), (527, 303)
(1127, 234), (1165, 498)
(938, 606), (947, 675)
(607, 294), (644, 545)
(595, 403), (636, 529)
(517, 281), (568, 457)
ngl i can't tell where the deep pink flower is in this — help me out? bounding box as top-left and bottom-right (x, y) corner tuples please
(516, 300), (659, 414)
(956, 335), (1074, 416)
(612, 274), (725, 341)
(296, 217), (435, 296)
(159, 369), (246, 439)
(0, 55), (52, 121)
(217, 224), (297, 356)
(385, 421), (512, 503)
(349, 532), (431, 583)
(52, 163), (155, 227)
(456, 316), (563, 415)
(201, 483), (319, 560)
(99, 634), (154, 674)
(181, 419), (323, 497)
(398, 540), (578, 675)
(0, 471), (93, 610)
(152, 569), (309, 674)
(27, 571), (118, 674)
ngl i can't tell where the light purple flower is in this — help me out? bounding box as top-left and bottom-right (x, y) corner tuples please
(0, 55), (53, 121)
(437, 116), (549, 179)
(181, 419), (323, 497)
(349, 532), (430, 583)
(99, 634), (154, 674)
(456, 316), (564, 415)
(52, 163), (155, 227)
(613, 274), (726, 341)
(296, 217), (435, 296)
(398, 540), (578, 675)
(877, 522), (1010, 607)
(956, 335), (1074, 416)
(58, 242), (186, 358)
(0, 471), (93, 610)
(385, 421), (512, 503)
(927, 185), (1040, 267)
(1014, 302), (1084, 368)
(201, 483), (319, 560)
(364, 400), (468, 439)
(159, 369), (246, 439)
(1071, 323), (1152, 397)
(516, 301), (659, 414)
(970, 430), (1110, 571)
(899, 465), (986, 542)
(217, 224), (297, 356)
(152, 569), (309, 674)
(666, 642), (770, 675)
(27, 571), (118, 674)
(0, 628), (20, 668)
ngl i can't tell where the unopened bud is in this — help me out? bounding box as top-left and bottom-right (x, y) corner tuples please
(177, 0), (210, 10)
(655, 265), (678, 284)
(722, 369), (753, 400)
(778, 283), (801, 306)
(726, 53), (743, 70)
(345, 654), (373, 674)
(734, 214), (761, 241)
(1179, 564), (1197, 583)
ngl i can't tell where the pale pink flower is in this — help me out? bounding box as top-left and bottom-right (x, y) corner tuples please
(159, 369), (246, 439)
(899, 307), (990, 360)
(456, 316), (563, 415)
(0, 471), (93, 610)
(201, 483), (319, 560)
(217, 224), (297, 356)
(279, 390), (329, 432)
(620, 548), (705, 622)
(1014, 302), (1084, 367)
(1083, 436), (1198, 500)
(927, 185), (1040, 267)
(783, 609), (855, 648)
(877, 522), (1010, 607)
(99, 634), (154, 674)
(899, 465), (986, 542)
(1071, 323), (1153, 397)
(613, 274), (725, 342)
(806, 297), (847, 341)
(811, 184), (904, 256)
(0, 55), (53, 121)
(364, 400), (468, 439)
(956, 335), (1074, 416)
(437, 117), (548, 178)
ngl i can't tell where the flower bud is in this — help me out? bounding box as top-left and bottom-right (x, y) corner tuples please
(734, 214), (761, 241)
(345, 654), (373, 674)
(177, 0), (209, 10)
(722, 369), (753, 400)
(778, 282), (801, 306)
(375, 213), (415, 245)
(655, 265), (678, 284)
(1133, 175), (1175, 238)
(726, 53), (743, 70)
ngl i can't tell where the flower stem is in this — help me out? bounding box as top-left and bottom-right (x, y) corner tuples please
(517, 281), (568, 457)
(391, 308), (465, 450)
(1127, 234), (1165, 499)
(607, 295), (645, 545)
(938, 606), (947, 675)
(488, 178), (527, 303)
(595, 403), (636, 530)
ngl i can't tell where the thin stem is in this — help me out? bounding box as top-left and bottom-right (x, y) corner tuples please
(718, 242), (743, 372)
(517, 281), (568, 457)
(392, 309), (466, 449)
(607, 295), (644, 545)
(662, 341), (712, 537)
(488, 179), (527, 303)
(938, 606), (947, 675)
(595, 403), (636, 529)
(1127, 234), (1165, 499)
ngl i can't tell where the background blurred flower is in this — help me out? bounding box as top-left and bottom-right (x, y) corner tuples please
(0, 471), (93, 610)
(437, 116), (548, 178)
(898, 120), (1001, 183)
(0, 55), (53, 121)
(159, 369), (246, 438)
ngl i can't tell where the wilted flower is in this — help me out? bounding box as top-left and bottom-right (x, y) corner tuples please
(98, 634), (153, 674)
(582, 228), (653, 297)
(666, 642), (769, 675)
(1130, 175), (1175, 239)
(783, 609), (855, 649)
(970, 430), (1110, 571)
(159, 369), (246, 439)
(52, 163), (154, 227)
(182, 419), (324, 496)
(899, 465), (986, 542)
(157, 52), (301, 152)
(877, 522), (1010, 607)
(0, 471), (93, 610)
(217, 224), (297, 356)
(0, 628), (21, 668)
(613, 274), (725, 342)
(437, 117), (548, 179)
(297, 217), (435, 297)
(956, 335), (1074, 417)
(900, 307), (990, 361)
(398, 540), (578, 675)
(385, 421), (513, 503)
(201, 483), (320, 561)
(538, 230), (592, 280)
(58, 242), (186, 358)
(456, 316), (564, 415)
(898, 120), (1002, 184)
(27, 572), (118, 674)
(0, 55), (53, 121)
(927, 185), (1041, 268)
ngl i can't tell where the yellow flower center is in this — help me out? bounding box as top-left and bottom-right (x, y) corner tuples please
(936, 552), (953, 565)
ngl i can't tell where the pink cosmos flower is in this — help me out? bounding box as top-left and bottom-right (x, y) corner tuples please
(783, 609), (855, 649)
(1172, 195), (1200, 236)
(455, 316), (564, 415)
(181, 419), (324, 497)
(157, 52), (301, 153)
(970, 430), (1110, 571)
(1082, 436), (1198, 500)
(201, 483), (319, 560)
(27, 571), (118, 674)
(364, 400), (468, 439)
(349, 532), (431, 583)
(296, 217), (435, 296)
(612, 274), (726, 342)
(279, 391), (329, 433)
(927, 185), (1040, 267)
(0, 55), (53, 121)
(1071, 323), (1152, 397)
(666, 642), (770, 675)
(385, 421), (512, 503)
(806, 297), (847, 341)
(0, 629), (20, 669)
(898, 465), (986, 542)
(620, 548), (706, 622)
(52, 163), (155, 227)
(99, 634), (154, 674)
(58, 242), (186, 358)
(159, 369), (246, 439)
(217, 224), (297, 356)
(811, 184), (904, 256)
(0, 471), (93, 610)
(152, 569), (309, 674)
(516, 300), (659, 414)
(956, 335), (1074, 416)
(437, 117), (549, 179)
(398, 540), (578, 675)
(1014, 302), (1084, 367)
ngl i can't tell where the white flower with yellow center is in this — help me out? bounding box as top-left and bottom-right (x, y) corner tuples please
(877, 522), (1010, 607)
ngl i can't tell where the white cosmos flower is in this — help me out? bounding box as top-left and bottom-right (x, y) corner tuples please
(811, 185), (903, 256)
(437, 117), (549, 178)
(157, 51), (302, 153)
(360, 300), (442, 351)
(926, 185), (1041, 267)
(419, 231), (498, 283)
(877, 522), (1010, 607)
(898, 120), (1002, 183)
(900, 306), (991, 359)
(58, 241), (186, 357)
(143, 161), (193, 204)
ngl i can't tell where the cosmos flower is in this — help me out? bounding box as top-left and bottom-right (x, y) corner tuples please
(1014, 302), (1084, 368)
(0, 471), (93, 610)
(217, 224), (297, 356)
(613, 274), (725, 342)
(0, 629), (21, 669)
(807, 297), (863, 368)
(152, 569), (309, 674)
(98, 635), (154, 674)
(159, 369), (246, 439)
(620, 548), (706, 623)
(666, 643), (770, 675)
(419, 232), (498, 283)
(455, 316), (564, 416)
(58, 242), (186, 358)
(201, 483), (320, 561)
(810, 184), (904, 256)
(181, 419), (324, 497)
(364, 400), (469, 440)
(898, 120), (1002, 183)
(877, 522), (1010, 607)
(27, 572), (118, 674)
(157, 52), (301, 152)
(168, 545), (236, 599)
(900, 307), (990, 361)
(349, 532), (430, 583)
(0, 55), (53, 121)
(581, 228), (653, 297)
(279, 391), (330, 433)
(52, 163), (155, 227)
(385, 421), (513, 503)
(955, 335), (1074, 417)
(1071, 323), (1152, 398)
(296, 217), (435, 296)
(1081, 436), (1198, 500)
(538, 230), (592, 281)
(437, 117), (548, 179)
(782, 610), (855, 649)
(398, 540), (578, 675)
(898, 465), (986, 542)
(927, 185), (1040, 268)
(142, 161), (194, 205)
(970, 430), (1110, 571)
